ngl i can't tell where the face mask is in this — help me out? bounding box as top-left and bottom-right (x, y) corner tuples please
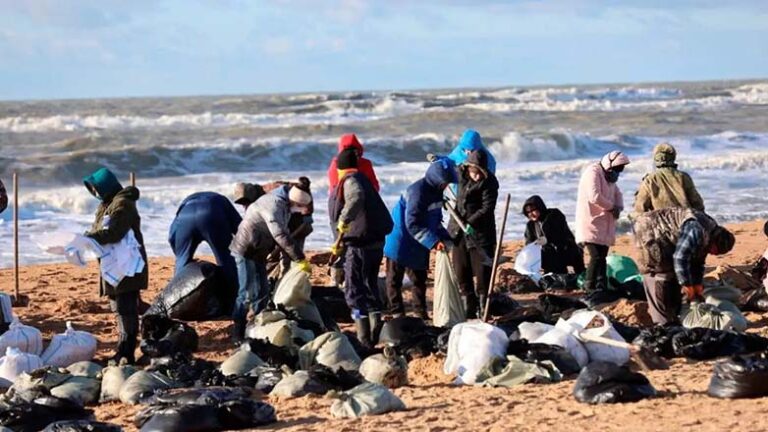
(604, 170), (620, 183)
(291, 205), (309, 215)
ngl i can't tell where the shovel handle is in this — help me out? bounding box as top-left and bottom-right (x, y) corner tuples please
(578, 332), (634, 350)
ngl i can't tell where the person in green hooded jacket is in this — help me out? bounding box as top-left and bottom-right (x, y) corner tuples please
(634, 143), (705, 214)
(83, 167), (148, 364)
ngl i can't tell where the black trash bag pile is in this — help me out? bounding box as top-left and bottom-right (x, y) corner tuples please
(573, 361), (656, 404)
(708, 352), (768, 399)
(539, 273), (578, 291)
(253, 367), (284, 394)
(41, 420), (123, 432)
(311, 286), (352, 325)
(607, 318), (641, 343)
(147, 353), (217, 387)
(632, 326), (686, 358)
(486, 293), (520, 318)
(195, 369), (259, 389)
(135, 387), (276, 432)
(506, 339), (582, 375)
(140, 315), (199, 358)
(275, 304), (326, 337)
(378, 317), (444, 360)
(493, 306), (553, 336)
(538, 294), (588, 321)
(671, 328), (768, 361)
(307, 364), (364, 391)
(144, 260), (233, 321)
(245, 338), (298, 369)
(509, 276), (543, 294)
(0, 396), (93, 432)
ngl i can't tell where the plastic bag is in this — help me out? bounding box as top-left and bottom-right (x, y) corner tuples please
(140, 315), (199, 358)
(135, 397), (276, 432)
(506, 340), (582, 375)
(298, 332), (361, 372)
(475, 355), (561, 388)
(0, 347), (44, 384)
(49, 376), (101, 406)
(273, 265), (312, 307)
(220, 345), (266, 376)
(444, 322), (509, 384)
(65, 362), (102, 379)
(708, 352), (768, 399)
(671, 328), (768, 360)
(119, 371), (176, 404)
(432, 250), (465, 328)
(632, 326), (685, 358)
(377, 317), (444, 360)
(0, 318), (44, 355)
(245, 338), (298, 369)
(0, 396), (92, 432)
(246, 310), (315, 352)
(0, 292), (13, 334)
(514, 243), (542, 283)
(681, 302), (738, 332)
(41, 322), (98, 368)
(359, 350), (409, 388)
(144, 260), (232, 321)
(533, 327), (589, 368)
(606, 254), (642, 287)
(517, 322), (555, 342)
(537, 294), (588, 320)
(562, 310), (630, 365)
(100, 364), (139, 403)
(271, 370), (328, 398)
(573, 361), (656, 404)
(41, 420), (122, 432)
(486, 293), (520, 318)
(329, 382), (406, 418)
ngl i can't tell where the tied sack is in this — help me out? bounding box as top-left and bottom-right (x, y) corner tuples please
(708, 352), (768, 399)
(0, 318), (43, 355)
(298, 332), (361, 372)
(273, 265), (326, 328)
(0, 347), (44, 385)
(359, 349), (409, 388)
(432, 251), (465, 328)
(444, 322), (509, 385)
(562, 310), (630, 366)
(100, 364), (139, 403)
(119, 371), (176, 405)
(329, 382), (406, 418)
(219, 345), (266, 376)
(681, 298), (747, 332)
(515, 243), (542, 283)
(41, 322), (98, 368)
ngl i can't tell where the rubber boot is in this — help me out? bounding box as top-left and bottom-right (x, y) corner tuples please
(369, 311), (383, 346)
(464, 293), (479, 320)
(231, 318), (247, 345)
(114, 313), (138, 364)
(477, 295), (488, 320)
(355, 318), (373, 348)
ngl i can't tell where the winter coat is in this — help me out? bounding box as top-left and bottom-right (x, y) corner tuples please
(447, 150), (498, 250)
(633, 167), (704, 214)
(327, 134), (380, 192)
(329, 172), (394, 247)
(447, 129), (497, 174)
(84, 170), (148, 297)
(523, 195), (583, 274)
(383, 157), (457, 270)
(575, 161), (624, 246)
(0, 178), (7, 214)
(230, 186), (305, 262)
(173, 192), (242, 233)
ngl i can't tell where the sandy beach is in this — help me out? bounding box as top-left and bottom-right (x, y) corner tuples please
(1, 219), (766, 432)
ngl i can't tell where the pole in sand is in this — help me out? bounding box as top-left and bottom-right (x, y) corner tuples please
(13, 172), (20, 302)
(130, 172), (136, 187)
(482, 193), (511, 322)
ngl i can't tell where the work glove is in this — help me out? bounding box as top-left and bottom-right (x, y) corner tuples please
(464, 225), (476, 236)
(534, 236), (548, 246)
(330, 243), (342, 257)
(337, 221), (351, 234)
(296, 259), (312, 274)
(682, 284), (704, 302)
(611, 207), (622, 219)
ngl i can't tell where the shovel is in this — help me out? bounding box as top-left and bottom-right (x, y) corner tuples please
(442, 200), (493, 266)
(578, 332), (669, 371)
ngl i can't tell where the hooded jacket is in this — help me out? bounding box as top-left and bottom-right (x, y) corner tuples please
(633, 146), (704, 215)
(447, 150), (498, 249)
(522, 195), (576, 247)
(383, 157), (457, 270)
(327, 134), (380, 192)
(230, 186), (305, 262)
(447, 129), (497, 175)
(575, 152), (629, 246)
(329, 171), (394, 247)
(83, 169), (148, 296)
(0, 178), (7, 214)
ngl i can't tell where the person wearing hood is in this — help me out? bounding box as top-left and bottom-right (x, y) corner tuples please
(168, 191), (244, 295)
(447, 129), (497, 175)
(229, 180), (313, 342)
(0, 178), (7, 214)
(634, 208), (735, 324)
(327, 134), (380, 192)
(329, 148), (394, 346)
(634, 143), (704, 214)
(383, 156), (457, 319)
(83, 167), (148, 364)
(575, 151), (630, 293)
(448, 150), (498, 319)
(232, 182), (266, 210)
(523, 195), (584, 275)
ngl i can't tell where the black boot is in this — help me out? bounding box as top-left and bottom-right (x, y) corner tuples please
(114, 313), (138, 364)
(369, 311), (383, 346)
(231, 318), (247, 345)
(355, 317), (373, 348)
(464, 294), (479, 320)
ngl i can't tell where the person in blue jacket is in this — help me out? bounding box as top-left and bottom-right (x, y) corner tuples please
(384, 156), (458, 319)
(447, 129), (497, 175)
(168, 192), (244, 294)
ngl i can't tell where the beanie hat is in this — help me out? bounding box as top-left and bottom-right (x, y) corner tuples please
(653, 143), (677, 168)
(711, 226), (735, 255)
(600, 151), (630, 171)
(337, 148), (359, 170)
(289, 186), (312, 205)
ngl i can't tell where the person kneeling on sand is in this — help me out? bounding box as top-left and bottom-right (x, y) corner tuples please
(633, 143), (705, 214)
(633, 207), (735, 325)
(329, 148), (393, 347)
(383, 156), (457, 320)
(84, 168), (148, 364)
(229, 180), (313, 342)
(522, 195), (585, 276)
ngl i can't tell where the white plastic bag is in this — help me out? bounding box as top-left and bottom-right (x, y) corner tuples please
(41, 322), (98, 368)
(560, 310), (629, 366)
(444, 322), (509, 385)
(518, 322), (555, 342)
(534, 327), (589, 368)
(432, 251), (465, 328)
(0, 318), (43, 355)
(514, 243), (542, 283)
(273, 265), (312, 308)
(0, 292), (13, 326)
(0, 347), (44, 383)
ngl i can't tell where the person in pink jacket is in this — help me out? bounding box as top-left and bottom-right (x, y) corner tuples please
(575, 150), (630, 293)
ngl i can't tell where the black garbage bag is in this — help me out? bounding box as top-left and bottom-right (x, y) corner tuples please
(253, 367), (284, 394)
(0, 396), (92, 432)
(276, 305), (325, 337)
(617, 279), (646, 301)
(672, 328), (768, 360)
(41, 420), (123, 432)
(140, 315), (199, 358)
(136, 404), (221, 432)
(307, 364), (364, 391)
(486, 293), (520, 318)
(245, 338), (297, 369)
(311, 286), (352, 325)
(436, 329), (452, 354)
(741, 287), (768, 312)
(607, 319), (641, 343)
(506, 339), (582, 375)
(194, 369), (259, 389)
(582, 290), (624, 308)
(708, 352), (768, 399)
(573, 361), (656, 404)
(510, 276), (542, 294)
(538, 294), (588, 320)
(145, 260), (232, 321)
(379, 317), (427, 346)
(379, 317), (443, 360)
(493, 306), (553, 336)
(539, 273), (578, 291)
(146, 387), (252, 406)
(633, 326), (685, 358)
(146, 353), (215, 387)
(218, 399), (277, 429)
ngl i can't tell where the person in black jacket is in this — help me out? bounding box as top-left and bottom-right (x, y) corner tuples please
(448, 150), (499, 319)
(523, 195), (585, 275)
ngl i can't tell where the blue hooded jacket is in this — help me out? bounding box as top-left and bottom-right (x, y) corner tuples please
(383, 157), (457, 270)
(447, 129), (497, 174)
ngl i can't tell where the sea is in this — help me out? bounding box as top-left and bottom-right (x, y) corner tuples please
(1, 79), (767, 266)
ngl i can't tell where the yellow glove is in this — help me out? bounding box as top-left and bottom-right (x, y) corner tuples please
(330, 243), (342, 256)
(296, 259), (311, 274)
(337, 221), (351, 234)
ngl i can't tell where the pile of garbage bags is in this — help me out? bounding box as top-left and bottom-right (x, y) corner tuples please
(144, 261), (234, 321)
(708, 352), (768, 399)
(633, 326), (768, 361)
(573, 361), (656, 404)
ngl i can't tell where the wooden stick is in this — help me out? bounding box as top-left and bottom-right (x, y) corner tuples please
(482, 193), (511, 322)
(13, 172), (19, 300)
(129, 172), (136, 187)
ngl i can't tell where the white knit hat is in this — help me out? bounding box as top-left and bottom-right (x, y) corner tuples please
(288, 186), (312, 205)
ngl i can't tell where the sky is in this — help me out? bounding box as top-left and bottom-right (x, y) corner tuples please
(0, 0), (766, 100)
